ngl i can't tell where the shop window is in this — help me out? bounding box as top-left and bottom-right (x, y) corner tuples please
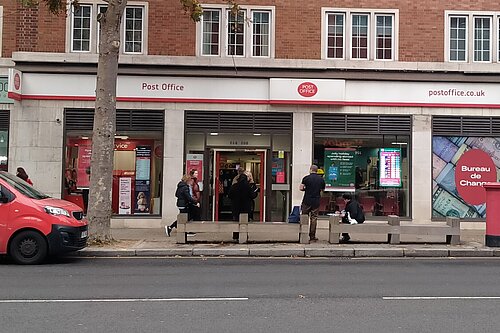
(0, 130), (7, 171)
(432, 136), (500, 219)
(313, 135), (410, 218)
(65, 134), (163, 216)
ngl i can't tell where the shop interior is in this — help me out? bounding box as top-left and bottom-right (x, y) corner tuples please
(314, 135), (410, 218)
(0, 130), (7, 172)
(213, 151), (264, 221)
(64, 133), (163, 215)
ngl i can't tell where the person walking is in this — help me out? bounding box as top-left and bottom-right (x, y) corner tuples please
(16, 167), (33, 185)
(187, 169), (201, 221)
(166, 174), (199, 236)
(299, 165), (325, 241)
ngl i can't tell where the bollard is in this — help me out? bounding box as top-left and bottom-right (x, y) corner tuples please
(387, 215), (401, 244)
(299, 214), (309, 244)
(239, 213), (248, 244)
(446, 216), (460, 245)
(176, 213), (188, 244)
(328, 215), (341, 244)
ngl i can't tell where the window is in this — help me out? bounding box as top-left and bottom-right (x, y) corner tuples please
(474, 17), (491, 62)
(199, 6), (274, 58)
(449, 16), (467, 61)
(69, 2), (147, 54)
(0, 6), (3, 57)
(323, 9), (397, 61)
(71, 5), (92, 52)
(446, 12), (500, 63)
(124, 6), (143, 53)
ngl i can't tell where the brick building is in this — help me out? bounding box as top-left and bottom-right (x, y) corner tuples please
(1, 0), (500, 227)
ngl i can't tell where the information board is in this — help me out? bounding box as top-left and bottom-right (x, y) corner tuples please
(379, 148), (402, 187)
(324, 148), (356, 190)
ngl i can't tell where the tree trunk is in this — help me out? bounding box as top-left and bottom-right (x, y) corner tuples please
(88, 0), (128, 243)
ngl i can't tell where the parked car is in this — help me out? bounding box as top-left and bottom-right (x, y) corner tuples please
(0, 171), (88, 264)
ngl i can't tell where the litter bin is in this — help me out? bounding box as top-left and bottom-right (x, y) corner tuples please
(484, 183), (500, 247)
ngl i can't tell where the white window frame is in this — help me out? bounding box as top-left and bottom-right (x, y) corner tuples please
(325, 12), (346, 59)
(66, 1), (148, 55)
(123, 5), (144, 54)
(226, 9), (246, 57)
(473, 16), (492, 63)
(196, 5), (275, 58)
(321, 8), (399, 61)
(445, 11), (498, 63)
(70, 4), (93, 53)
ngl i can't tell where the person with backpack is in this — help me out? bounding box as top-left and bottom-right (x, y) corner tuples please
(340, 193), (365, 243)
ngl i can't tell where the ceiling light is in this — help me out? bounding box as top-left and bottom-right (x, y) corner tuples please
(210, 132), (219, 136)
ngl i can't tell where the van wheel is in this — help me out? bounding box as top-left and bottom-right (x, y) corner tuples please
(9, 231), (48, 265)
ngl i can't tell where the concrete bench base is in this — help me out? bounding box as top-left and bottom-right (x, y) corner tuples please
(176, 213), (310, 244)
(329, 215), (460, 245)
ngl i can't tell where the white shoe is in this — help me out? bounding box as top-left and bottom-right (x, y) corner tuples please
(350, 220), (358, 225)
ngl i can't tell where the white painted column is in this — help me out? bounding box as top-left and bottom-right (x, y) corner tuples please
(162, 109), (185, 226)
(292, 112), (313, 208)
(412, 114), (432, 223)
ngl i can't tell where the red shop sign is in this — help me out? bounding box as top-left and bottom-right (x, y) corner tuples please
(455, 149), (497, 205)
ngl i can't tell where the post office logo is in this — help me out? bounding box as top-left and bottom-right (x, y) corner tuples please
(297, 82), (317, 97)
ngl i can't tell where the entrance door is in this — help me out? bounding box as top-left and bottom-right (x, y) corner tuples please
(213, 150), (265, 221)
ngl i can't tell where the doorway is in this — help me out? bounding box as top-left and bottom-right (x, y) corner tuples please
(213, 150), (265, 221)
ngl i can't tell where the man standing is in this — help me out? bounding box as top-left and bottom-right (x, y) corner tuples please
(300, 165), (326, 241)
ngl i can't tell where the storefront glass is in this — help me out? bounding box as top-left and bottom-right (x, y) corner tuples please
(0, 130), (7, 171)
(432, 136), (500, 219)
(65, 133), (163, 216)
(313, 135), (410, 218)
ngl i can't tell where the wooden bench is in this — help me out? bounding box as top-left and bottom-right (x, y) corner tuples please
(176, 213), (310, 244)
(329, 215), (461, 245)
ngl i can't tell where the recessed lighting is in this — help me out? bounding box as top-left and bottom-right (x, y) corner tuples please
(253, 133), (262, 136)
(115, 135), (129, 140)
(391, 142), (407, 145)
(81, 136), (89, 140)
(210, 132), (219, 136)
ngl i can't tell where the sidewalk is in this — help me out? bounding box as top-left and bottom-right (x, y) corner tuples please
(77, 222), (500, 258)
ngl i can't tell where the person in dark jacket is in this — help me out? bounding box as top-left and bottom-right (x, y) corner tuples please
(300, 165), (326, 241)
(229, 173), (253, 241)
(229, 173), (253, 221)
(340, 193), (365, 243)
(166, 174), (199, 236)
(245, 171), (260, 221)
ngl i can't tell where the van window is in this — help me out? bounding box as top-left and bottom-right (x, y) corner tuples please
(0, 172), (50, 200)
(0, 185), (14, 203)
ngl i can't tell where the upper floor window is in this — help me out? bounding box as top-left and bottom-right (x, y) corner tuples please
(0, 6), (3, 57)
(68, 2), (147, 55)
(323, 8), (398, 61)
(446, 12), (499, 63)
(198, 6), (275, 58)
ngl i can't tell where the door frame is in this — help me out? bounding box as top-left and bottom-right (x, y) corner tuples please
(212, 148), (266, 222)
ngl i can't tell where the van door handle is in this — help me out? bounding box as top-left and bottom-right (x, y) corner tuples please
(14, 209), (19, 213)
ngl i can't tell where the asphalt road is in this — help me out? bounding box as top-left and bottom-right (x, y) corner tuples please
(1, 257), (500, 332)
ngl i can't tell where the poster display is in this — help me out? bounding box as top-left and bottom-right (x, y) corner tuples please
(272, 156), (285, 184)
(324, 148), (356, 191)
(118, 177), (132, 215)
(379, 148), (402, 187)
(134, 146), (151, 214)
(77, 143), (92, 188)
(432, 136), (500, 218)
(186, 154), (203, 181)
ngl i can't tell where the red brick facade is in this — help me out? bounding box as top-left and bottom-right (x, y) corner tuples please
(4, 0), (500, 61)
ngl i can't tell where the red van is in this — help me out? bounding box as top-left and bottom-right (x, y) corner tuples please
(0, 171), (88, 264)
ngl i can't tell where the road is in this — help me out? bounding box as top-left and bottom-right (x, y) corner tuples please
(1, 257), (500, 332)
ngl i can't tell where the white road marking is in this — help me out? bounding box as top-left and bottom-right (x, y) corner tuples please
(0, 297), (248, 304)
(384, 296), (500, 300)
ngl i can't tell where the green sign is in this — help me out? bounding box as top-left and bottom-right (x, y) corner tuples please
(0, 77), (13, 104)
(324, 148), (356, 190)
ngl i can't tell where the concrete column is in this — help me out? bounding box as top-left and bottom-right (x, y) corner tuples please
(163, 109), (185, 226)
(292, 112), (312, 208)
(412, 114), (432, 223)
(9, 100), (64, 198)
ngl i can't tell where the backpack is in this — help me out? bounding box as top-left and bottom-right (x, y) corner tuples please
(288, 206), (301, 223)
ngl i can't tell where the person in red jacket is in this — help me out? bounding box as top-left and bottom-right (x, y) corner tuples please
(16, 167), (33, 186)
